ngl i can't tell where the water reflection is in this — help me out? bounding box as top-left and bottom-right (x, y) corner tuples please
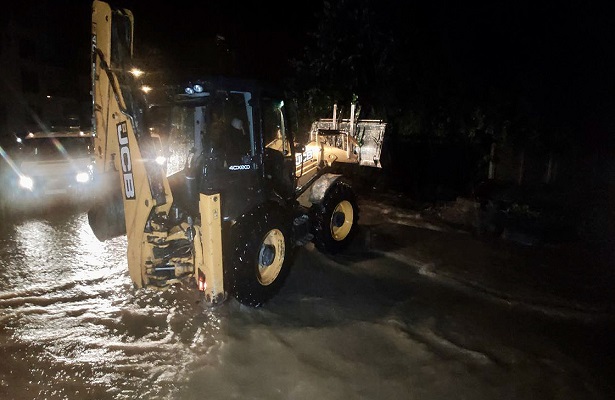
(0, 212), (223, 399)
(2, 203), (604, 399)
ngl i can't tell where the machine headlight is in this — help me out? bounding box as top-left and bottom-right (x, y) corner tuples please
(75, 172), (91, 183)
(155, 156), (166, 165)
(19, 176), (34, 190)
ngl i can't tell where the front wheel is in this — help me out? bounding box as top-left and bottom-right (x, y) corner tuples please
(310, 180), (359, 254)
(226, 206), (292, 307)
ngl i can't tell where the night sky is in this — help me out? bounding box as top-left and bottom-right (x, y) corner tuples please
(8, 0), (615, 151)
(16, 1), (614, 92)
(439, 1), (614, 150)
(128, 1), (612, 142)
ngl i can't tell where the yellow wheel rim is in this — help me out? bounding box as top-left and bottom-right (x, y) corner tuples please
(257, 228), (285, 286)
(330, 200), (354, 241)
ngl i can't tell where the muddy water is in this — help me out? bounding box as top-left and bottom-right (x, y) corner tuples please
(0, 208), (612, 400)
(0, 211), (223, 399)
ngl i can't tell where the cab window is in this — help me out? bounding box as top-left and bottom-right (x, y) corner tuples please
(262, 99), (289, 156)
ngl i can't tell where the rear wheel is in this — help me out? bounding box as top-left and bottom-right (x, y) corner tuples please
(226, 206), (292, 307)
(310, 180), (359, 254)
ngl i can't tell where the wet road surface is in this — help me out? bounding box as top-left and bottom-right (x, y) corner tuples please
(0, 202), (613, 399)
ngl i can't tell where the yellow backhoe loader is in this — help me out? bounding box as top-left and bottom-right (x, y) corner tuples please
(88, 0), (386, 307)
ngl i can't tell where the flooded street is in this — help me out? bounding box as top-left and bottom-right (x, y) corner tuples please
(0, 199), (614, 400)
(0, 209), (210, 399)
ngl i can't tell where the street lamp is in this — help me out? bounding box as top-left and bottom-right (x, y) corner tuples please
(130, 68), (144, 78)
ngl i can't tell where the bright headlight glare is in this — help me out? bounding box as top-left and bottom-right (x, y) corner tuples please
(185, 87), (194, 95)
(19, 176), (34, 190)
(193, 84), (203, 93)
(76, 172), (90, 183)
(155, 156), (166, 165)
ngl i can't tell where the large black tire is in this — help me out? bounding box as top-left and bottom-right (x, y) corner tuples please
(310, 180), (359, 254)
(225, 206), (292, 307)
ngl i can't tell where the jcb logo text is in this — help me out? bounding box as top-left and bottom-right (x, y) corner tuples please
(117, 122), (135, 199)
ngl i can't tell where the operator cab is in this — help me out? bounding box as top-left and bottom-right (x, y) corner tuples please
(145, 78), (296, 221)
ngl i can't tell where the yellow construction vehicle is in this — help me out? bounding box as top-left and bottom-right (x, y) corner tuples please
(88, 1), (386, 307)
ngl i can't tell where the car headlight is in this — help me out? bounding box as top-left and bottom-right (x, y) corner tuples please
(19, 176), (34, 190)
(75, 172), (91, 183)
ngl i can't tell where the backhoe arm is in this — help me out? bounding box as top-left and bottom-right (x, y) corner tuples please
(91, 0), (172, 287)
